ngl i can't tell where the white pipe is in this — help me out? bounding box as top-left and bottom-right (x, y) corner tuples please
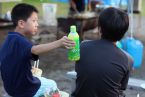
(130, 0), (134, 38)
(34, 61), (36, 68)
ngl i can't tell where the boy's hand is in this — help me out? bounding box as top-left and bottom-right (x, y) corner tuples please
(59, 36), (75, 49)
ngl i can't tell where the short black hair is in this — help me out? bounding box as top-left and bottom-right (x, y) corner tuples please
(11, 3), (38, 27)
(98, 7), (129, 42)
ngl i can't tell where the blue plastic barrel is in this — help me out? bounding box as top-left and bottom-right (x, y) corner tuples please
(123, 38), (144, 68)
(120, 37), (130, 50)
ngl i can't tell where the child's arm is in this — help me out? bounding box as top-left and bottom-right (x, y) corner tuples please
(31, 36), (75, 55)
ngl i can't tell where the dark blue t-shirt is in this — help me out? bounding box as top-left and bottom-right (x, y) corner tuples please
(0, 32), (40, 97)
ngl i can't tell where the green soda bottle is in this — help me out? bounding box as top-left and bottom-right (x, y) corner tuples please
(68, 25), (80, 61)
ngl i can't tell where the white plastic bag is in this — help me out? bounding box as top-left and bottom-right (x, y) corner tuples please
(42, 3), (57, 26)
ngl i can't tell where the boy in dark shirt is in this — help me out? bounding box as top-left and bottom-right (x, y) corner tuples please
(0, 3), (75, 97)
(72, 7), (133, 97)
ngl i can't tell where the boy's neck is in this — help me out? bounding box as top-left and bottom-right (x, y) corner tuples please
(14, 27), (26, 36)
(113, 42), (116, 46)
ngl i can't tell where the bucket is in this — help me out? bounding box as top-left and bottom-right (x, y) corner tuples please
(121, 38), (144, 68)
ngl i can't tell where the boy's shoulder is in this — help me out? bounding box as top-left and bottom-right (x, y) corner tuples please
(1, 32), (32, 51)
(8, 32), (23, 38)
(7, 32), (29, 43)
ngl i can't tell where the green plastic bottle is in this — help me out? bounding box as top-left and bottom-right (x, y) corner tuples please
(68, 25), (80, 61)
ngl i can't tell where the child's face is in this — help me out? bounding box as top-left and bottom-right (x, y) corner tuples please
(24, 12), (38, 36)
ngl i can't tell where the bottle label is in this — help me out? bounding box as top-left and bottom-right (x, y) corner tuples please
(68, 37), (80, 61)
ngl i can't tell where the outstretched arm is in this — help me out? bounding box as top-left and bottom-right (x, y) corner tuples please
(31, 36), (75, 55)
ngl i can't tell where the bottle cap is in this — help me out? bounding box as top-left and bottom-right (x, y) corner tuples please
(70, 25), (76, 32)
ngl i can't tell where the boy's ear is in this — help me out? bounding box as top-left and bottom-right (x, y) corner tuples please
(18, 20), (25, 28)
